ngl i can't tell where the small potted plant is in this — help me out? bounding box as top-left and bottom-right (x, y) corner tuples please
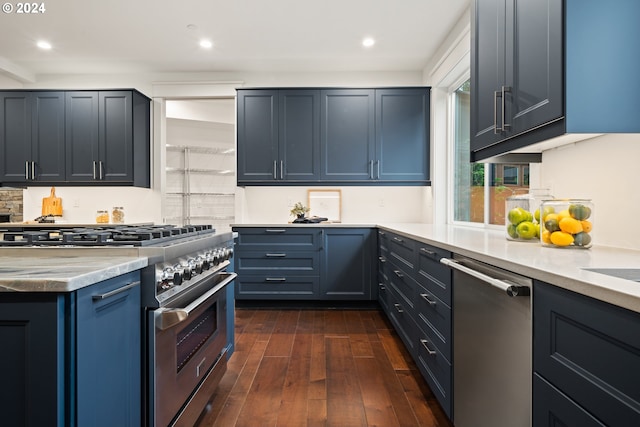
(290, 202), (310, 219)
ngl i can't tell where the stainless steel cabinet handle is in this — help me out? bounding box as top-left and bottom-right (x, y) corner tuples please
(25, 161), (29, 180)
(420, 293), (437, 306)
(501, 86), (511, 131)
(376, 160), (380, 179)
(265, 253), (286, 257)
(273, 160), (277, 179)
(369, 160), (374, 179)
(265, 277), (286, 282)
(378, 231), (386, 237)
(379, 256), (386, 263)
(265, 229), (286, 233)
(394, 303), (403, 313)
(420, 339), (437, 356)
(92, 281), (140, 301)
(420, 247), (435, 257)
(93, 161), (97, 179)
(494, 90), (500, 133)
(440, 258), (530, 297)
(379, 283), (386, 290)
(280, 160), (284, 180)
(392, 236), (404, 243)
(31, 161), (36, 180)
(393, 270), (404, 279)
(156, 273), (236, 330)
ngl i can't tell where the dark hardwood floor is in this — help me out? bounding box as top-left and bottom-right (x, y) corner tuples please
(196, 307), (454, 427)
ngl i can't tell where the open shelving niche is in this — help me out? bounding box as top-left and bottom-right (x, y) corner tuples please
(164, 118), (236, 232)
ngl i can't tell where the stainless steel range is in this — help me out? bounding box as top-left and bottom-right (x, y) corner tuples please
(0, 224), (236, 427)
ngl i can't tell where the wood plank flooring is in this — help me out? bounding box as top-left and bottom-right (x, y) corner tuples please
(196, 308), (453, 427)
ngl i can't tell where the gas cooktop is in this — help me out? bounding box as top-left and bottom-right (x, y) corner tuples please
(0, 224), (215, 247)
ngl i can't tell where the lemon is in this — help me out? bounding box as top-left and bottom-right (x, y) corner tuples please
(580, 220), (593, 233)
(550, 231), (574, 246)
(557, 209), (571, 222)
(541, 230), (552, 244)
(559, 217), (583, 234)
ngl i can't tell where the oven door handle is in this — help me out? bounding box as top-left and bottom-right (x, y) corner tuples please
(156, 272), (237, 331)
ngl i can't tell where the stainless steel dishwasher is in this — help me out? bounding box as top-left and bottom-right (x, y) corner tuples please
(440, 255), (532, 427)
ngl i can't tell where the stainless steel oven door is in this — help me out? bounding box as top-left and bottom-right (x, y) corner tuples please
(151, 271), (236, 427)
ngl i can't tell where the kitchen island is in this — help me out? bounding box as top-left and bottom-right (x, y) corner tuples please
(0, 253), (146, 427)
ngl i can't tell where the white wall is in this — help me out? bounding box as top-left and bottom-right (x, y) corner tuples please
(540, 134), (640, 250)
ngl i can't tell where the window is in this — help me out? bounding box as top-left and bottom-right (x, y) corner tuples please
(450, 79), (529, 226)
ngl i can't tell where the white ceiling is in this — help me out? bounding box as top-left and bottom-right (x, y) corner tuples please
(0, 0), (470, 82)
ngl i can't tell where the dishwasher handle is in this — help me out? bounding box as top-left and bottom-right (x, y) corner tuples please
(440, 258), (530, 297)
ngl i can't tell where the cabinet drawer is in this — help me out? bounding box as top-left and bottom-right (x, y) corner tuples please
(387, 232), (416, 273)
(414, 282), (451, 362)
(384, 285), (418, 357)
(234, 227), (321, 251)
(533, 374), (605, 427)
(416, 244), (452, 306)
(235, 251), (319, 275)
(386, 258), (416, 312)
(236, 275), (319, 299)
(534, 281), (640, 426)
(414, 328), (452, 419)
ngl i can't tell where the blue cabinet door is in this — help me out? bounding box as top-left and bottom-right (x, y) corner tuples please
(76, 272), (141, 427)
(98, 91), (134, 182)
(375, 88), (430, 183)
(321, 228), (375, 299)
(279, 89), (321, 181)
(0, 294), (66, 427)
(236, 89), (279, 182)
(320, 89), (375, 181)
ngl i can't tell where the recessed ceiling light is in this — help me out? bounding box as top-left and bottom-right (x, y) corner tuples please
(362, 37), (375, 48)
(199, 39), (213, 49)
(37, 40), (52, 50)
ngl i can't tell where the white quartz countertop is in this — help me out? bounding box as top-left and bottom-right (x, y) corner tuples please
(377, 223), (640, 314)
(0, 255), (148, 292)
(232, 222), (640, 313)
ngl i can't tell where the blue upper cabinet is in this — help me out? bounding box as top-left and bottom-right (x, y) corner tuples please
(237, 89), (321, 184)
(375, 88), (430, 182)
(0, 91), (66, 183)
(471, 0), (640, 161)
(320, 88), (376, 181)
(237, 87), (431, 186)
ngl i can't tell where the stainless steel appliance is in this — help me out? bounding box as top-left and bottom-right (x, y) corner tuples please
(440, 256), (532, 427)
(0, 224), (236, 427)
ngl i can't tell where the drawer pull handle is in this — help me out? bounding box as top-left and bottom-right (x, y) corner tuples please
(393, 303), (403, 313)
(420, 293), (437, 306)
(378, 231), (386, 236)
(92, 281), (140, 301)
(392, 236), (404, 243)
(266, 253), (286, 258)
(393, 270), (404, 279)
(265, 277), (286, 282)
(420, 339), (437, 356)
(420, 247), (435, 257)
(265, 229), (286, 233)
(379, 283), (386, 290)
(379, 256), (386, 263)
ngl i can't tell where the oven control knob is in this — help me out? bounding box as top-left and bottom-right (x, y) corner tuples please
(212, 249), (221, 266)
(203, 251), (213, 270)
(194, 256), (205, 274)
(181, 262), (193, 281)
(227, 247), (234, 260)
(172, 264), (184, 286)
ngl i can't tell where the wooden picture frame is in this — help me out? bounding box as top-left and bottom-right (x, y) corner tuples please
(307, 189), (341, 222)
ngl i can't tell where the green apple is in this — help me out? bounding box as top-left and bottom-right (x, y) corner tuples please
(507, 224), (519, 239)
(516, 221), (537, 239)
(508, 207), (531, 225)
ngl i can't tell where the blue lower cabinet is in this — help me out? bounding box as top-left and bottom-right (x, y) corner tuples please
(0, 271), (141, 427)
(76, 272), (141, 427)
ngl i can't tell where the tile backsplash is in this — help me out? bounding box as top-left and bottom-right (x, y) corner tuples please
(0, 188), (23, 222)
